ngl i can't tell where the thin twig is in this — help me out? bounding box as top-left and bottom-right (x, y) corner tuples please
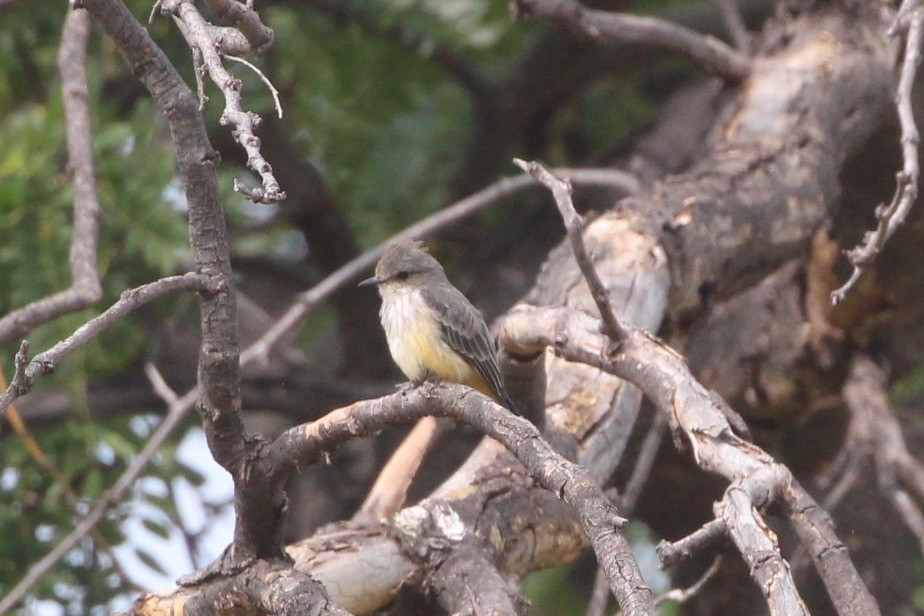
(620, 413), (667, 514)
(511, 0), (751, 81)
(655, 556), (723, 606)
(162, 0), (285, 203)
(242, 167), (639, 365)
(0, 8), (102, 346)
(657, 519), (726, 568)
(832, 8), (924, 304)
(0, 273), (204, 425)
(224, 53), (282, 119)
(0, 383), (199, 614)
(513, 159), (629, 343)
(0, 367), (140, 593)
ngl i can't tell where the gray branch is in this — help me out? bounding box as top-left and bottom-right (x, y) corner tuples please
(0, 8), (102, 346)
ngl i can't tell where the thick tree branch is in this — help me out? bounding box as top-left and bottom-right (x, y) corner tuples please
(124, 559), (348, 616)
(82, 0), (250, 548)
(262, 383), (656, 615)
(498, 305), (879, 616)
(0, 8), (101, 346)
(512, 0), (751, 80)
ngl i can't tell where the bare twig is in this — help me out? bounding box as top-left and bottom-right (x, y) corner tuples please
(656, 519), (726, 568)
(620, 413), (667, 514)
(202, 0), (274, 53)
(0, 8), (102, 346)
(656, 556), (723, 606)
(0, 367), (140, 594)
(224, 53), (282, 119)
(0, 275), (204, 611)
(0, 273), (204, 424)
(513, 159), (629, 343)
(832, 8), (924, 304)
(264, 382), (657, 615)
(242, 167), (639, 365)
(0, 337), (201, 614)
(711, 0), (749, 52)
(511, 0), (751, 81)
(162, 0), (285, 204)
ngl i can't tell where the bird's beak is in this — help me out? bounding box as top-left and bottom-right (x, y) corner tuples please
(358, 276), (384, 288)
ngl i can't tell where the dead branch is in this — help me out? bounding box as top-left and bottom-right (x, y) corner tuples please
(0, 274), (205, 614)
(263, 383), (656, 614)
(84, 0), (251, 554)
(160, 0), (285, 204)
(243, 167), (639, 365)
(511, 0), (751, 80)
(656, 519), (726, 568)
(656, 556), (723, 606)
(833, 5), (924, 303)
(202, 0), (274, 53)
(840, 354), (924, 554)
(513, 160), (629, 343)
(498, 305), (879, 616)
(124, 559), (348, 616)
(0, 8), (101, 346)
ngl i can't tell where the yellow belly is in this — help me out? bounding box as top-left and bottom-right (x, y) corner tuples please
(380, 289), (491, 396)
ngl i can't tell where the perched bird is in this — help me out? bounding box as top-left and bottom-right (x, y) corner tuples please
(359, 240), (517, 413)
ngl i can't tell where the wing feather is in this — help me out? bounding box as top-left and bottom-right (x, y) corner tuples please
(423, 285), (517, 413)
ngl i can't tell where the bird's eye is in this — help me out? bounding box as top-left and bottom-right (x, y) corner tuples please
(395, 271), (410, 281)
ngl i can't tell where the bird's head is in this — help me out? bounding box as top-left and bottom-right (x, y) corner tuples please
(358, 239), (446, 291)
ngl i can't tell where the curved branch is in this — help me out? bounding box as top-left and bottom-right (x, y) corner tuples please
(263, 383), (656, 615)
(0, 8), (102, 346)
(498, 305), (879, 616)
(512, 0), (751, 80)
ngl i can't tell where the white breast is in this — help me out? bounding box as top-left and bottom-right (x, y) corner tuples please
(379, 287), (434, 381)
(378, 286), (470, 383)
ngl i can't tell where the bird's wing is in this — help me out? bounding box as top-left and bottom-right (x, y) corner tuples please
(422, 284), (516, 412)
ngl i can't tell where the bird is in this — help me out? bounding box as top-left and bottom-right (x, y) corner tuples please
(358, 239), (517, 413)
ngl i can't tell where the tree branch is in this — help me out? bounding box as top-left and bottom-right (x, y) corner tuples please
(202, 0), (274, 53)
(82, 0), (249, 545)
(832, 6), (924, 303)
(511, 0), (751, 80)
(840, 355), (924, 554)
(261, 383), (656, 614)
(498, 305), (879, 616)
(0, 274), (205, 614)
(160, 0), (285, 204)
(243, 167), (639, 366)
(0, 8), (102, 346)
